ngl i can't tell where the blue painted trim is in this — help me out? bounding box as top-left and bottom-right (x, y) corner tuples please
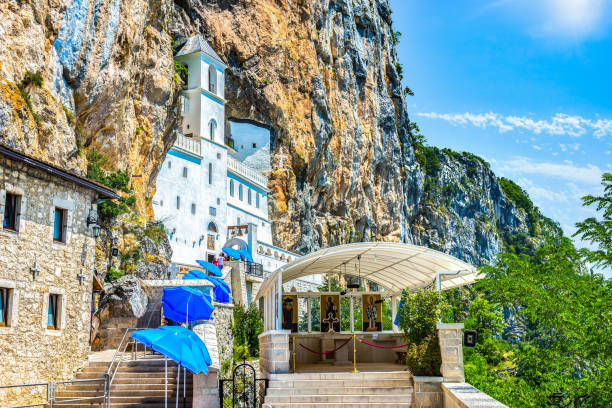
(201, 89), (224, 105)
(168, 149), (202, 164)
(227, 203), (270, 224)
(257, 241), (301, 257)
(227, 172), (268, 196)
(201, 54), (225, 73)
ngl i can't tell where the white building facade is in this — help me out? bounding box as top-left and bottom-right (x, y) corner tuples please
(153, 35), (301, 282)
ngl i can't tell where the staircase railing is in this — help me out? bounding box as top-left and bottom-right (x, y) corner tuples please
(0, 377), (109, 408)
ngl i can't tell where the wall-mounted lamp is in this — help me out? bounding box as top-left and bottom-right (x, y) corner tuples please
(87, 207), (100, 238)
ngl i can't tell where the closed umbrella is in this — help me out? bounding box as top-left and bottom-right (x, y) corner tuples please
(195, 260), (222, 277)
(236, 249), (254, 262)
(162, 286), (214, 323)
(132, 326), (212, 408)
(222, 247), (242, 260)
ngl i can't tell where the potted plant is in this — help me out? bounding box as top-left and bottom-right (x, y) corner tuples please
(397, 289), (450, 407)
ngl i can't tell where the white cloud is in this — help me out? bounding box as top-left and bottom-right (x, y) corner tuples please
(499, 156), (603, 184)
(417, 111), (612, 139)
(532, 145), (542, 151)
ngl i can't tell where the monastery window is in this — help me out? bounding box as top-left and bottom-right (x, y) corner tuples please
(46, 294), (60, 330)
(209, 120), (216, 140)
(209, 207), (216, 216)
(208, 163), (213, 184)
(258, 246), (264, 254)
(3, 192), (21, 232)
(247, 189), (252, 205)
(237, 217), (241, 225)
(183, 95), (189, 113)
(256, 193), (260, 209)
(176, 196), (181, 209)
(252, 143), (257, 148)
(168, 161), (172, 169)
(239, 184), (243, 201)
(183, 167), (188, 178)
(229, 180), (234, 197)
(53, 208), (67, 243)
(160, 200), (164, 207)
(217, 198), (221, 205)
(208, 65), (217, 94)
(191, 203), (196, 215)
(0, 287), (14, 327)
(208, 222), (218, 233)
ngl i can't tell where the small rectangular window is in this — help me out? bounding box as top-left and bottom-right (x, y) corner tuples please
(256, 193), (260, 208)
(252, 143), (257, 148)
(176, 196), (181, 209)
(209, 207), (216, 216)
(208, 163), (213, 185)
(230, 180), (234, 197)
(237, 217), (241, 225)
(168, 161), (172, 169)
(0, 287), (12, 327)
(248, 189), (252, 205)
(183, 96), (190, 113)
(47, 294), (60, 330)
(53, 208), (67, 243)
(239, 184), (243, 201)
(191, 203), (196, 214)
(3, 193), (20, 231)
(183, 167), (188, 178)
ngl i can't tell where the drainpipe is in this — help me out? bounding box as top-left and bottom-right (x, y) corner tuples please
(435, 271), (462, 323)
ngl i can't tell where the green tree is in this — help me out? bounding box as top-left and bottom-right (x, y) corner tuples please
(574, 172), (612, 268)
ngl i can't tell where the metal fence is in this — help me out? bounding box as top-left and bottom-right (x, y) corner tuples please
(244, 261), (263, 278)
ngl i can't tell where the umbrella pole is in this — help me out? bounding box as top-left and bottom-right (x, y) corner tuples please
(165, 356), (168, 408)
(183, 366), (186, 408)
(176, 364), (180, 408)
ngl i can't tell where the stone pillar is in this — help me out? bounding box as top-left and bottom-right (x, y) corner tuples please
(258, 330), (290, 375)
(192, 321), (221, 408)
(437, 323), (465, 383)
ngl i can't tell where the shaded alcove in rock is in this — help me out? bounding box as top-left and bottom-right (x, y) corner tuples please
(227, 119), (274, 173)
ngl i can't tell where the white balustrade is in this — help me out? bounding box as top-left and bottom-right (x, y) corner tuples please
(174, 133), (202, 156)
(227, 156), (268, 188)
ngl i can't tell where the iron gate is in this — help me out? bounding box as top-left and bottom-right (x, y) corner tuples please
(219, 362), (268, 408)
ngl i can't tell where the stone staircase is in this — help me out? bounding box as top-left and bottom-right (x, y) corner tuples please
(262, 371), (415, 408)
(53, 357), (192, 407)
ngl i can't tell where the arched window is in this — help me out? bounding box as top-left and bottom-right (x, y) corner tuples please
(229, 179), (234, 197)
(208, 162), (213, 185)
(208, 65), (217, 94)
(207, 222), (218, 233)
(209, 120), (216, 140)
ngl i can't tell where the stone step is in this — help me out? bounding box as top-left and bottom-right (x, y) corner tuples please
(56, 387), (192, 396)
(266, 386), (415, 396)
(263, 403), (414, 408)
(267, 371), (412, 381)
(55, 396), (192, 404)
(53, 404), (183, 408)
(80, 366), (182, 374)
(264, 394), (414, 403)
(269, 378), (412, 388)
(57, 383), (192, 391)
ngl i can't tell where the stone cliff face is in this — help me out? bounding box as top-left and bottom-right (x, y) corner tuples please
(0, 0), (547, 267)
(0, 0), (180, 212)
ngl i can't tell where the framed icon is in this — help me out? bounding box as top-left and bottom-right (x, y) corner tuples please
(320, 294), (340, 333)
(282, 295), (298, 332)
(362, 294), (382, 331)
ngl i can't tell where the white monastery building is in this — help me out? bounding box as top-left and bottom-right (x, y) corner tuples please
(153, 35), (302, 282)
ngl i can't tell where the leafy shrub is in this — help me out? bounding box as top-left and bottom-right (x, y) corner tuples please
(105, 267), (125, 282)
(233, 303), (264, 359)
(397, 289), (449, 345)
(174, 61), (188, 83)
(144, 222), (167, 244)
(22, 71), (43, 87)
(405, 336), (442, 376)
(61, 105), (74, 124)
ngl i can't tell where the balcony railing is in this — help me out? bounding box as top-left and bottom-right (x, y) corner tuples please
(227, 156), (267, 188)
(244, 260), (264, 278)
(174, 133), (201, 157)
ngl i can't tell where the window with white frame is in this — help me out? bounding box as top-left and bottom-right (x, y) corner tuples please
(239, 184), (243, 201)
(209, 120), (216, 140)
(46, 294), (61, 330)
(247, 189), (252, 205)
(176, 196), (181, 209)
(191, 203), (196, 214)
(183, 95), (190, 113)
(229, 180), (234, 197)
(53, 207), (67, 243)
(208, 65), (217, 94)
(209, 207), (216, 216)
(256, 193), (260, 209)
(3, 192), (21, 232)
(208, 163), (213, 185)
(183, 167), (188, 178)
(0, 287), (13, 327)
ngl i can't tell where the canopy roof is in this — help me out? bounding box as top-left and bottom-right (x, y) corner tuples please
(256, 242), (480, 298)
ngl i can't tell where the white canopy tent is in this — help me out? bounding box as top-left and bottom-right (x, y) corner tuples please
(255, 242), (481, 331)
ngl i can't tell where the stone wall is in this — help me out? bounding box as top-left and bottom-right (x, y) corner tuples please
(213, 301), (234, 372)
(437, 323), (465, 383)
(442, 383), (508, 408)
(0, 156), (97, 405)
(413, 376), (444, 408)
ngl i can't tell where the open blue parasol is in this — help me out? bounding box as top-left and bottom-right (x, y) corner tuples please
(184, 271), (231, 303)
(222, 247), (242, 260)
(195, 260), (222, 277)
(236, 249), (254, 262)
(162, 286), (214, 323)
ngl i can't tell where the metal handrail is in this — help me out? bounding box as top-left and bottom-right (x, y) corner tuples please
(51, 376), (108, 405)
(0, 382), (50, 408)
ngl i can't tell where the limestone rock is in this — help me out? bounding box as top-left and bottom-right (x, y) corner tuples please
(98, 275), (148, 320)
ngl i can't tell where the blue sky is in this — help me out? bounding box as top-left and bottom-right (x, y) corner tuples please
(389, 0), (612, 273)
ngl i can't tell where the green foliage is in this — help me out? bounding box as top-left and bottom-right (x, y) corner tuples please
(395, 62), (403, 79)
(405, 336), (442, 376)
(392, 30), (401, 45)
(498, 177), (541, 235)
(61, 105), (74, 124)
(22, 71), (43, 87)
(232, 303), (264, 359)
(86, 150), (135, 223)
(397, 289), (449, 345)
(105, 267), (125, 282)
(144, 222), (167, 244)
(173, 61), (188, 83)
(404, 86), (414, 96)
(573, 172), (612, 268)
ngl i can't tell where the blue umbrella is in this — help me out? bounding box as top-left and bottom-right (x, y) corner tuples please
(162, 286), (214, 323)
(195, 260), (222, 277)
(222, 247), (242, 260)
(236, 249), (254, 262)
(394, 289), (406, 326)
(184, 272), (231, 303)
(131, 326), (212, 374)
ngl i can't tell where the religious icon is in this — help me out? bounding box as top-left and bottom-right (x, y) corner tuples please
(282, 295), (298, 332)
(320, 294), (340, 333)
(362, 294), (382, 331)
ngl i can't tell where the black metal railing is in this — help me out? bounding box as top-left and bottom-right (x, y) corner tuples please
(244, 261), (263, 278)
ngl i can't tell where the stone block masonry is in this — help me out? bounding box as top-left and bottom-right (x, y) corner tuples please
(0, 156), (98, 405)
(258, 330), (290, 375)
(437, 323), (465, 383)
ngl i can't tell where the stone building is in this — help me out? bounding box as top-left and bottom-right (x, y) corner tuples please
(0, 145), (117, 402)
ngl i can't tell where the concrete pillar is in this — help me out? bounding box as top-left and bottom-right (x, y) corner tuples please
(391, 296), (398, 332)
(192, 321), (221, 407)
(437, 323), (465, 383)
(258, 330), (291, 375)
(247, 222), (258, 258)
